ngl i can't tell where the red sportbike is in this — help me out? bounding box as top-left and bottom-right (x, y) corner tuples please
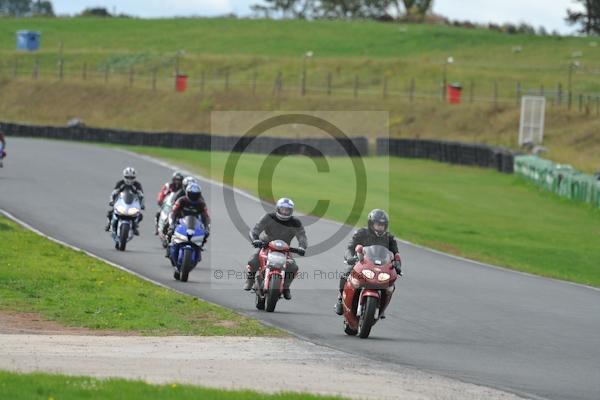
(342, 244), (399, 338)
(253, 240), (302, 312)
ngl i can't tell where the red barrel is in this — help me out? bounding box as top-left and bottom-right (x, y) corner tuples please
(175, 75), (188, 92)
(447, 83), (462, 104)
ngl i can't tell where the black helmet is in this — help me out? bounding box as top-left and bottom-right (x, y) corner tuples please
(172, 171), (184, 188)
(186, 184), (202, 203)
(368, 209), (389, 237)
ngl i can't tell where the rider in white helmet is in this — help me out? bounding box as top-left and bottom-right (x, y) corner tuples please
(105, 167), (145, 235)
(244, 198), (307, 300)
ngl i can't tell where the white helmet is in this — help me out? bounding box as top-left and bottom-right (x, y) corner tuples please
(275, 197), (294, 221)
(183, 176), (198, 189)
(123, 167), (136, 185)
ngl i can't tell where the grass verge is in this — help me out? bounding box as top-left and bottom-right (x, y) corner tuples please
(126, 146), (600, 287)
(0, 370), (343, 400)
(0, 215), (281, 336)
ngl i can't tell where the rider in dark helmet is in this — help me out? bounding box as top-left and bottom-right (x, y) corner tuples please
(166, 183), (210, 256)
(155, 171), (184, 235)
(334, 209), (402, 315)
(105, 167), (145, 235)
(243, 198), (307, 300)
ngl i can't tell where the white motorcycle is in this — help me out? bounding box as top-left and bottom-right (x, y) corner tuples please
(110, 188), (142, 251)
(157, 192), (177, 248)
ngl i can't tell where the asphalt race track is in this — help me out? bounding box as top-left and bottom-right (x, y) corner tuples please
(1, 138), (599, 400)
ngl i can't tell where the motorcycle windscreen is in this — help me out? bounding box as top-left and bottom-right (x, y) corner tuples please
(267, 251), (287, 268)
(182, 215), (204, 235)
(363, 245), (392, 266)
(120, 188), (136, 205)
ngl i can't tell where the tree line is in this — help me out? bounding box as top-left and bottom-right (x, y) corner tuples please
(251, 0), (433, 20)
(0, 0), (53, 16)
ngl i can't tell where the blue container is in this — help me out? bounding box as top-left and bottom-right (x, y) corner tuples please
(16, 31), (41, 51)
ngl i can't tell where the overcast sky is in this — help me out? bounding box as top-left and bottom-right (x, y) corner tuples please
(51, 0), (581, 34)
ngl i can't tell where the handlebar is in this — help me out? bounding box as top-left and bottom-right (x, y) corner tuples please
(251, 240), (305, 256)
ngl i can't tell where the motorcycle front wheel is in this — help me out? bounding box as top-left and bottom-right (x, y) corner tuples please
(118, 223), (129, 251)
(180, 247), (193, 282)
(265, 275), (282, 312)
(358, 296), (378, 339)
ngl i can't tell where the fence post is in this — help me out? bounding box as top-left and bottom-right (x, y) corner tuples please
(515, 82), (521, 106)
(273, 71), (283, 95)
(540, 84), (544, 96)
(382, 76), (388, 99)
(586, 95), (591, 116)
(301, 67), (306, 96)
(252, 70), (257, 96)
(409, 77), (415, 103)
(224, 69), (229, 92)
(353, 75), (359, 98)
(469, 80), (474, 103)
(58, 58), (64, 81)
(557, 83), (562, 107)
(32, 57), (39, 80)
(493, 81), (498, 109)
(82, 62), (87, 80)
(578, 94), (583, 112)
(152, 68), (157, 91)
(200, 70), (205, 94)
(326, 72), (332, 96)
(597, 96), (600, 117)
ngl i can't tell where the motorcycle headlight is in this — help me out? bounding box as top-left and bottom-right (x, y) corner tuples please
(128, 208), (140, 215)
(378, 273), (390, 282)
(116, 205), (126, 214)
(362, 269), (375, 279)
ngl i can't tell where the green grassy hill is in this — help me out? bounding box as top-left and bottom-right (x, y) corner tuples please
(1, 17), (599, 93)
(0, 18), (598, 171)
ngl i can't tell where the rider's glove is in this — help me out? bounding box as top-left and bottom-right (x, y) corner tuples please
(296, 247), (306, 256)
(108, 200), (114, 207)
(392, 260), (403, 276)
(252, 240), (263, 248)
(141, 204), (146, 210)
(346, 256), (358, 266)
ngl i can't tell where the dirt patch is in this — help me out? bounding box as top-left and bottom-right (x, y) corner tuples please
(0, 311), (139, 336)
(0, 334), (526, 400)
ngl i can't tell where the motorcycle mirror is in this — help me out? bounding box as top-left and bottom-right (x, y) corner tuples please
(355, 244), (364, 254)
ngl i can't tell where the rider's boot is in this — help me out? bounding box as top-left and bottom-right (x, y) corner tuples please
(282, 288), (292, 300)
(132, 222), (140, 236)
(335, 293), (344, 315)
(243, 272), (255, 291)
(104, 217), (111, 232)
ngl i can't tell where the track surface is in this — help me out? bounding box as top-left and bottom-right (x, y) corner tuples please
(1, 138), (599, 400)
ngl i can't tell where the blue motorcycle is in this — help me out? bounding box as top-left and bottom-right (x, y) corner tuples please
(168, 216), (206, 282)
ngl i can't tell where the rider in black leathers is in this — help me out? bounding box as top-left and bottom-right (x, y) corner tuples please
(244, 198), (307, 300)
(334, 209), (402, 315)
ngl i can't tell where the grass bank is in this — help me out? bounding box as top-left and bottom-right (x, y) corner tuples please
(126, 146), (600, 287)
(0, 370), (343, 400)
(0, 215), (281, 335)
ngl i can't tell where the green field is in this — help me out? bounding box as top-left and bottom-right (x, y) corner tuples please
(1, 17), (599, 94)
(0, 215), (280, 335)
(0, 370), (343, 400)
(124, 146), (600, 287)
(0, 18), (598, 172)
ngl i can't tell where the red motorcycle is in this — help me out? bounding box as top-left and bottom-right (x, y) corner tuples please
(253, 240), (302, 313)
(342, 244), (399, 338)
